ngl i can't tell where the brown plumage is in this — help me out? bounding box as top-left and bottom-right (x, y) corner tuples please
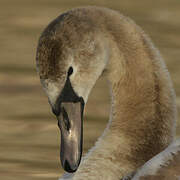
(128, 139), (180, 180)
(36, 6), (177, 180)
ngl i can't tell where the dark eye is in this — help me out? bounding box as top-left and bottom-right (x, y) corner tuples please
(68, 66), (73, 76)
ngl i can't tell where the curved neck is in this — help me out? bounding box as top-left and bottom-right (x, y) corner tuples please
(73, 24), (176, 180)
(105, 32), (175, 164)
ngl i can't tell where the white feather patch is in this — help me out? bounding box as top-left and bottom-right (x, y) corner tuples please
(132, 139), (180, 179)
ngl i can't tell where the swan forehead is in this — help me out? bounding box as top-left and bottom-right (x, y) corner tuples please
(36, 30), (96, 82)
(36, 35), (74, 81)
(36, 14), (108, 104)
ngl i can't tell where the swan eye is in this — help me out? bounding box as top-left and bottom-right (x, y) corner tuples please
(68, 66), (73, 76)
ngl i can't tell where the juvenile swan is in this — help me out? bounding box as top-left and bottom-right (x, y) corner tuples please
(36, 6), (177, 180)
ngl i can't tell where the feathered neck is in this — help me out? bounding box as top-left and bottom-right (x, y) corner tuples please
(71, 25), (176, 180)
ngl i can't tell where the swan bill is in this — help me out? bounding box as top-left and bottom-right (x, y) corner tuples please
(50, 75), (84, 172)
(57, 102), (84, 173)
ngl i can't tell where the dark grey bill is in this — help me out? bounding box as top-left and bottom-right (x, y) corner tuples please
(57, 102), (83, 172)
(51, 73), (84, 173)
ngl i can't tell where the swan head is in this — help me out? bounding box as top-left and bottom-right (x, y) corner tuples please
(36, 15), (108, 172)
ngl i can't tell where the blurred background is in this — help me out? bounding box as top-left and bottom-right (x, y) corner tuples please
(0, 0), (179, 179)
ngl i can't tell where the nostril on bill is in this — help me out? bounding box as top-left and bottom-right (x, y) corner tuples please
(62, 107), (71, 131)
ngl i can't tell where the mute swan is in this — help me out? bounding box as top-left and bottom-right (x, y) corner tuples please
(36, 6), (178, 180)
